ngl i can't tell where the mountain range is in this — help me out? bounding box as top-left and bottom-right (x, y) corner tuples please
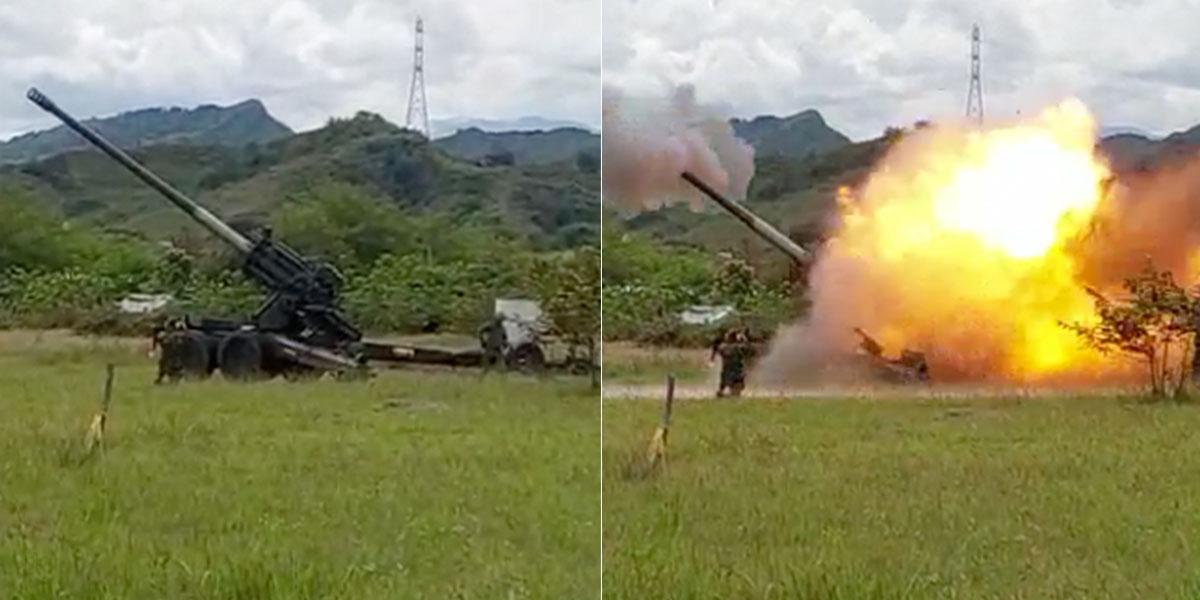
(0, 103), (599, 249)
(431, 116), (595, 138)
(731, 110), (852, 159)
(433, 127), (599, 166)
(4, 93), (1196, 258)
(2, 100), (601, 170)
(1098, 123), (1200, 172)
(0, 100), (293, 165)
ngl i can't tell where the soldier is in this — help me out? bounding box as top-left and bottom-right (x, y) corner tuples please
(478, 314), (508, 371)
(152, 317), (192, 384)
(711, 327), (752, 397)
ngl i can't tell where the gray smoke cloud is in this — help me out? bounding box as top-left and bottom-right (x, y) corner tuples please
(601, 84), (754, 211)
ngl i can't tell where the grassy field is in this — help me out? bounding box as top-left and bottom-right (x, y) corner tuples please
(604, 381), (1200, 597)
(601, 342), (712, 386)
(0, 331), (598, 599)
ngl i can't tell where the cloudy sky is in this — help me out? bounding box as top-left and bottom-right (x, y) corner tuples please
(0, 0), (600, 139)
(604, 0), (1200, 140)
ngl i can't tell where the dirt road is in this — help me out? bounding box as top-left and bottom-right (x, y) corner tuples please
(602, 381), (1140, 400)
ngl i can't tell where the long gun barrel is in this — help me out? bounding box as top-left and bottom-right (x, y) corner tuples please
(680, 171), (811, 266)
(26, 88), (253, 254)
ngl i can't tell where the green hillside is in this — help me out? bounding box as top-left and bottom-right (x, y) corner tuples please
(433, 127), (599, 167)
(0, 99), (292, 164)
(1, 112), (598, 249)
(1096, 125), (1200, 172)
(730, 110), (851, 159)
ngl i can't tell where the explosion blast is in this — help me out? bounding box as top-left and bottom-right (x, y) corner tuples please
(761, 100), (1139, 385)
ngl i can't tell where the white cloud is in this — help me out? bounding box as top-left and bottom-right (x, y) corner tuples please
(0, 0), (600, 138)
(603, 0), (1200, 140)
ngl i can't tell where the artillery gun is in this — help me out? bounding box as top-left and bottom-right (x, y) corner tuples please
(853, 327), (929, 383)
(680, 171), (813, 266)
(28, 88), (486, 380)
(679, 170), (930, 383)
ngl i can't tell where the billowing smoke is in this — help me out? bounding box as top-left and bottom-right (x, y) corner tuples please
(1073, 157), (1200, 288)
(602, 84), (754, 211)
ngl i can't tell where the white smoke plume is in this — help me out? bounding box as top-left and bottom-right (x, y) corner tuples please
(601, 84), (754, 211)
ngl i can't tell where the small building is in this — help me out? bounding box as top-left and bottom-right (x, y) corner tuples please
(116, 293), (174, 315)
(678, 304), (735, 326)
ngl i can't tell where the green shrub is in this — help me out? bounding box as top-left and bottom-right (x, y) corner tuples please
(0, 182), (597, 337)
(601, 225), (801, 344)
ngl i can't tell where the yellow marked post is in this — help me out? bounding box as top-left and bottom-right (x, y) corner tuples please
(646, 374), (675, 470)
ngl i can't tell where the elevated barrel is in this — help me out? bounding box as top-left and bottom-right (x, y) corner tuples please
(26, 88), (253, 254)
(680, 171), (812, 266)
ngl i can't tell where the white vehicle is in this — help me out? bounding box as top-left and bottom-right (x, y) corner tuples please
(490, 299), (594, 374)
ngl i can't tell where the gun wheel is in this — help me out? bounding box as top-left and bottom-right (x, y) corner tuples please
(506, 343), (546, 374)
(219, 333), (263, 380)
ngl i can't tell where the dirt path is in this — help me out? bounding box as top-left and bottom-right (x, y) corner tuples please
(602, 382), (1142, 400)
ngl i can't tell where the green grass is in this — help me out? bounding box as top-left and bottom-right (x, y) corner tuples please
(0, 332), (598, 599)
(601, 343), (711, 386)
(604, 395), (1200, 599)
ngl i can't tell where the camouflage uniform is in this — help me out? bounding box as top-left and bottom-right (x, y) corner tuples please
(152, 318), (196, 384)
(712, 329), (751, 397)
(478, 316), (508, 370)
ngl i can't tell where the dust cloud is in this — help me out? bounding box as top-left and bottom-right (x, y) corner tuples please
(601, 84), (754, 211)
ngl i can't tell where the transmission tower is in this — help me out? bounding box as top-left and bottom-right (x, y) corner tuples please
(405, 17), (430, 138)
(965, 24), (983, 126)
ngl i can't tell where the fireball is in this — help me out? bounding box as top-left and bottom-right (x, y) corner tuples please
(813, 99), (1126, 382)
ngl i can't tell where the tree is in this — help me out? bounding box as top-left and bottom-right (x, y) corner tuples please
(535, 246), (600, 388)
(713, 256), (755, 300)
(1063, 263), (1198, 399)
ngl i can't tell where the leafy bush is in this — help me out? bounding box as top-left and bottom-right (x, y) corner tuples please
(345, 254), (530, 333)
(533, 246), (600, 384)
(601, 225), (798, 343)
(0, 181), (600, 338)
(1064, 263), (1199, 399)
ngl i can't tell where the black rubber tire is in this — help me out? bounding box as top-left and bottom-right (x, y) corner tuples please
(506, 343), (546, 374)
(218, 332), (263, 380)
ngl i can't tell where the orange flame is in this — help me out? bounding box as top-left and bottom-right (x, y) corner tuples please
(813, 99), (1130, 382)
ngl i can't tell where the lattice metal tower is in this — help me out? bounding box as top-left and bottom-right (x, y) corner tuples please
(965, 24), (983, 126)
(405, 17), (430, 138)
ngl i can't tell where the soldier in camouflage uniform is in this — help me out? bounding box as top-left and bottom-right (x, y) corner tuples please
(152, 317), (207, 384)
(478, 315), (508, 371)
(711, 328), (751, 397)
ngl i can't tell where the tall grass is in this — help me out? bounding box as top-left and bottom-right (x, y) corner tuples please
(601, 342), (712, 385)
(0, 332), (599, 599)
(604, 395), (1200, 598)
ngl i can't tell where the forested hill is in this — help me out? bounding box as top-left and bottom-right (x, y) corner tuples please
(730, 109), (851, 159)
(0, 99), (293, 164)
(433, 127), (599, 167)
(1098, 123), (1200, 172)
(1, 111), (599, 249)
